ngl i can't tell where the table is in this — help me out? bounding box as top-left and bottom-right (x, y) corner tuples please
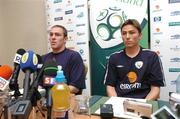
(89, 95), (159, 119)
(1, 95), (168, 119)
(0, 95), (102, 119)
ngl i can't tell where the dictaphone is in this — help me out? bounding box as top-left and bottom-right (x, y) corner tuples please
(123, 99), (152, 118)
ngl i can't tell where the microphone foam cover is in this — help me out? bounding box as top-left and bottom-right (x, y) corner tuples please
(14, 48), (26, 64)
(36, 54), (43, 65)
(17, 48), (26, 55)
(0, 65), (13, 80)
(43, 60), (58, 77)
(20, 50), (38, 72)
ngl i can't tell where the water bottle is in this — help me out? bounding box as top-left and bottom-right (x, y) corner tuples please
(51, 66), (70, 114)
(176, 74), (180, 94)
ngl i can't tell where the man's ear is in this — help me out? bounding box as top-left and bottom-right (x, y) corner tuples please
(139, 33), (142, 40)
(64, 36), (68, 43)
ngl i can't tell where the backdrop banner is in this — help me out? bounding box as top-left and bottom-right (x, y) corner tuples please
(150, 0), (180, 100)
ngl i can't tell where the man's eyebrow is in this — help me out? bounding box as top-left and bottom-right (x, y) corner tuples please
(49, 32), (58, 34)
(122, 29), (136, 32)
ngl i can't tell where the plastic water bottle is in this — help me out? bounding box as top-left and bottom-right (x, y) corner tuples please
(176, 74), (180, 94)
(51, 66), (70, 113)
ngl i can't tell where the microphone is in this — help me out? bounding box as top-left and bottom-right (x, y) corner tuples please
(37, 54), (43, 70)
(11, 53), (42, 119)
(9, 48), (26, 98)
(43, 60), (58, 119)
(0, 65), (13, 119)
(0, 65), (13, 91)
(33, 54), (43, 81)
(43, 60), (58, 87)
(26, 55), (44, 106)
(20, 50), (38, 99)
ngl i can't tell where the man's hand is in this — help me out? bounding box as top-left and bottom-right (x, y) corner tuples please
(69, 85), (80, 94)
(106, 85), (117, 97)
(145, 85), (160, 100)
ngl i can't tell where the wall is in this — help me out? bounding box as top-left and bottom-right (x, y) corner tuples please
(0, 0), (47, 64)
(0, 0), (47, 87)
(0, 0), (3, 57)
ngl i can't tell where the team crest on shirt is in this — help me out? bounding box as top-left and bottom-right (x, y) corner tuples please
(135, 61), (143, 69)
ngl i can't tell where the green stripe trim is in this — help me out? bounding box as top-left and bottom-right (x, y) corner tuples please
(44, 67), (58, 71)
(90, 96), (109, 114)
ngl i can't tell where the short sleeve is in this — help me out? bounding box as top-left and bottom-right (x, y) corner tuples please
(104, 55), (118, 86)
(147, 53), (165, 86)
(68, 52), (86, 89)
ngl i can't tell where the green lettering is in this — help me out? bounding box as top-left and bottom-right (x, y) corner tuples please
(116, 0), (144, 7)
(136, 0), (144, 7)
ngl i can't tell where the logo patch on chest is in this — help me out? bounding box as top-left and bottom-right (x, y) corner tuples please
(135, 61), (143, 69)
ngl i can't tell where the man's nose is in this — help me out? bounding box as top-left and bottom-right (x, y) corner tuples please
(126, 33), (130, 39)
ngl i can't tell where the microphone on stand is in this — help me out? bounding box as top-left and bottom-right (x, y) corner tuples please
(11, 50), (38, 119)
(9, 48), (26, 98)
(24, 56), (46, 118)
(27, 54), (43, 106)
(33, 54), (43, 81)
(43, 60), (58, 119)
(20, 50), (38, 99)
(0, 65), (13, 119)
(0, 65), (13, 91)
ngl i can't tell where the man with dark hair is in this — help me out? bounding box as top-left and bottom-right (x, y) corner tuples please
(104, 19), (165, 100)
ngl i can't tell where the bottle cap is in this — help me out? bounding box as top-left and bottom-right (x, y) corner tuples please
(55, 65), (65, 83)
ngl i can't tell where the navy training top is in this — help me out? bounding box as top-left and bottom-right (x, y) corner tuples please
(42, 48), (86, 91)
(104, 47), (165, 98)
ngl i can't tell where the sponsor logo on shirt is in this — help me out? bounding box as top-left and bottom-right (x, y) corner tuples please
(119, 71), (141, 90)
(120, 83), (141, 89)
